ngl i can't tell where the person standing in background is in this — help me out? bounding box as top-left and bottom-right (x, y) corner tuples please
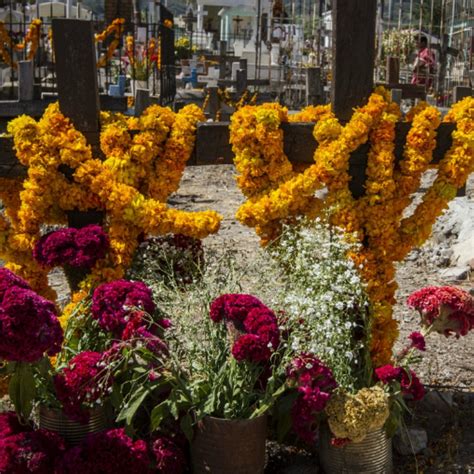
(411, 35), (436, 87)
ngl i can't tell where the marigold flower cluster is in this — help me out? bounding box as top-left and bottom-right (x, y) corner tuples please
(325, 386), (389, 443)
(2, 102), (221, 302)
(210, 294), (280, 363)
(407, 286), (474, 338)
(0, 268), (63, 362)
(286, 353), (337, 443)
(229, 93), (473, 367)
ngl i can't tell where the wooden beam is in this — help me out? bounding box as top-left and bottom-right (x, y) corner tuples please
(52, 19), (100, 134)
(331, 0), (377, 120)
(0, 96), (127, 119)
(0, 122), (459, 198)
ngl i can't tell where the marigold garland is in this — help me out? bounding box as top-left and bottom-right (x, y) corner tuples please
(1, 103), (221, 299)
(0, 19), (42, 68)
(230, 92), (473, 366)
(96, 18), (125, 68)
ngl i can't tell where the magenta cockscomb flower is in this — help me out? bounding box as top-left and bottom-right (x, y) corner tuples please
(287, 353), (337, 443)
(209, 294), (265, 323)
(91, 280), (155, 336)
(0, 428), (65, 474)
(57, 428), (150, 474)
(408, 331), (426, 351)
(375, 364), (425, 401)
(0, 267), (30, 303)
(152, 436), (186, 474)
(0, 286), (63, 362)
(54, 351), (111, 422)
(33, 225), (109, 269)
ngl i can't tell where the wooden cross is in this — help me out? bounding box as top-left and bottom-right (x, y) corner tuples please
(0, 3), (463, 199)
(232, 16), (244, 36)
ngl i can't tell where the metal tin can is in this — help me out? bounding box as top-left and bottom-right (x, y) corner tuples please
(38, 405), (109, 446)
(191, 415), (267, 474)
(319, 425), (393, 474)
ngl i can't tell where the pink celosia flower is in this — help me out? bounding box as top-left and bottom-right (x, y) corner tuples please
(374, 365), (403, 384)
(0, 412), (31, 439)
(92, 280), (155, 336)
(33, 225), (109, 269)
(0, 286), (63, 362)
(0, 429), (65, 474)
(408, 331), (426, 351)
(375, 365), (425, 401)
(287, 354), (337, 443)
(57, 428), (150, 474)
(0, 267), (30, 304)
(209, 294), (265, 323)
(231, 334), (271, 363)
(152, 436), (186, 473)
(54, 351), (111, 422)
(407, 286), (474, 337)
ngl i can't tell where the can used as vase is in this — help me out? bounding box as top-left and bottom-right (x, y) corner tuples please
(190, 415), (267, 474)
(38, 406), (109, 446)
(319, 425), (393, 474)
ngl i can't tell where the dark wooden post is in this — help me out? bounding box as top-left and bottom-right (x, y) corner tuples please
(206, 85), (219, 120)
(236, 69), (247, 95)
(306, 67), (322, 106)
(219, 41), (227, 80)
(331, 0), (377, 120)
(18, 61), (34, 102)
(386, 56), (400, 84)
(52, 19), (100, 142)
(134, 88), (150, 116)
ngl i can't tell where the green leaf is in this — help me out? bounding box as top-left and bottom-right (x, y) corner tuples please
(180, 413), (194, 442)
(116, 388), (150, 426)
(150, 402), (169, 431)
(9, 363), (36, 420)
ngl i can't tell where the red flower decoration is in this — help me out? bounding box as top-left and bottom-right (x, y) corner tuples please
(407, 286), (473, 337)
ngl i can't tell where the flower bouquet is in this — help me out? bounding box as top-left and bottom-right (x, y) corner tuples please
(155, 292), (292, 473)
(125, 35), (158, 85)
(266, 218), (474, 472)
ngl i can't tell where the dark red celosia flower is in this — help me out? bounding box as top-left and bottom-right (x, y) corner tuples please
(330, 437), (351, 448)
(287, 354), (337, 444)
(56, 428), (151, 474)
(374, 364), (403, 384)
(0, 286), (63, 362)
(54, 351), (111, 422)
(0, 412), (31, 439)
(209, 294), (265, 323)
(243, 307), (280, 349)
(408, 331), (426, 351)
(407, 286), (474, 337)
(71, 225), (109, 268)
(0, 268), (30, 304)
(33, 228), (77, 267)
(375, 365), (425, 401)
(231, 334), (272, 363)
(92, 280), (155, 336)
(152, 436), (186, 474)
(33, 225), (109, 269)
(400, 369), (425, 401)
(0, 428), (65, 474)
